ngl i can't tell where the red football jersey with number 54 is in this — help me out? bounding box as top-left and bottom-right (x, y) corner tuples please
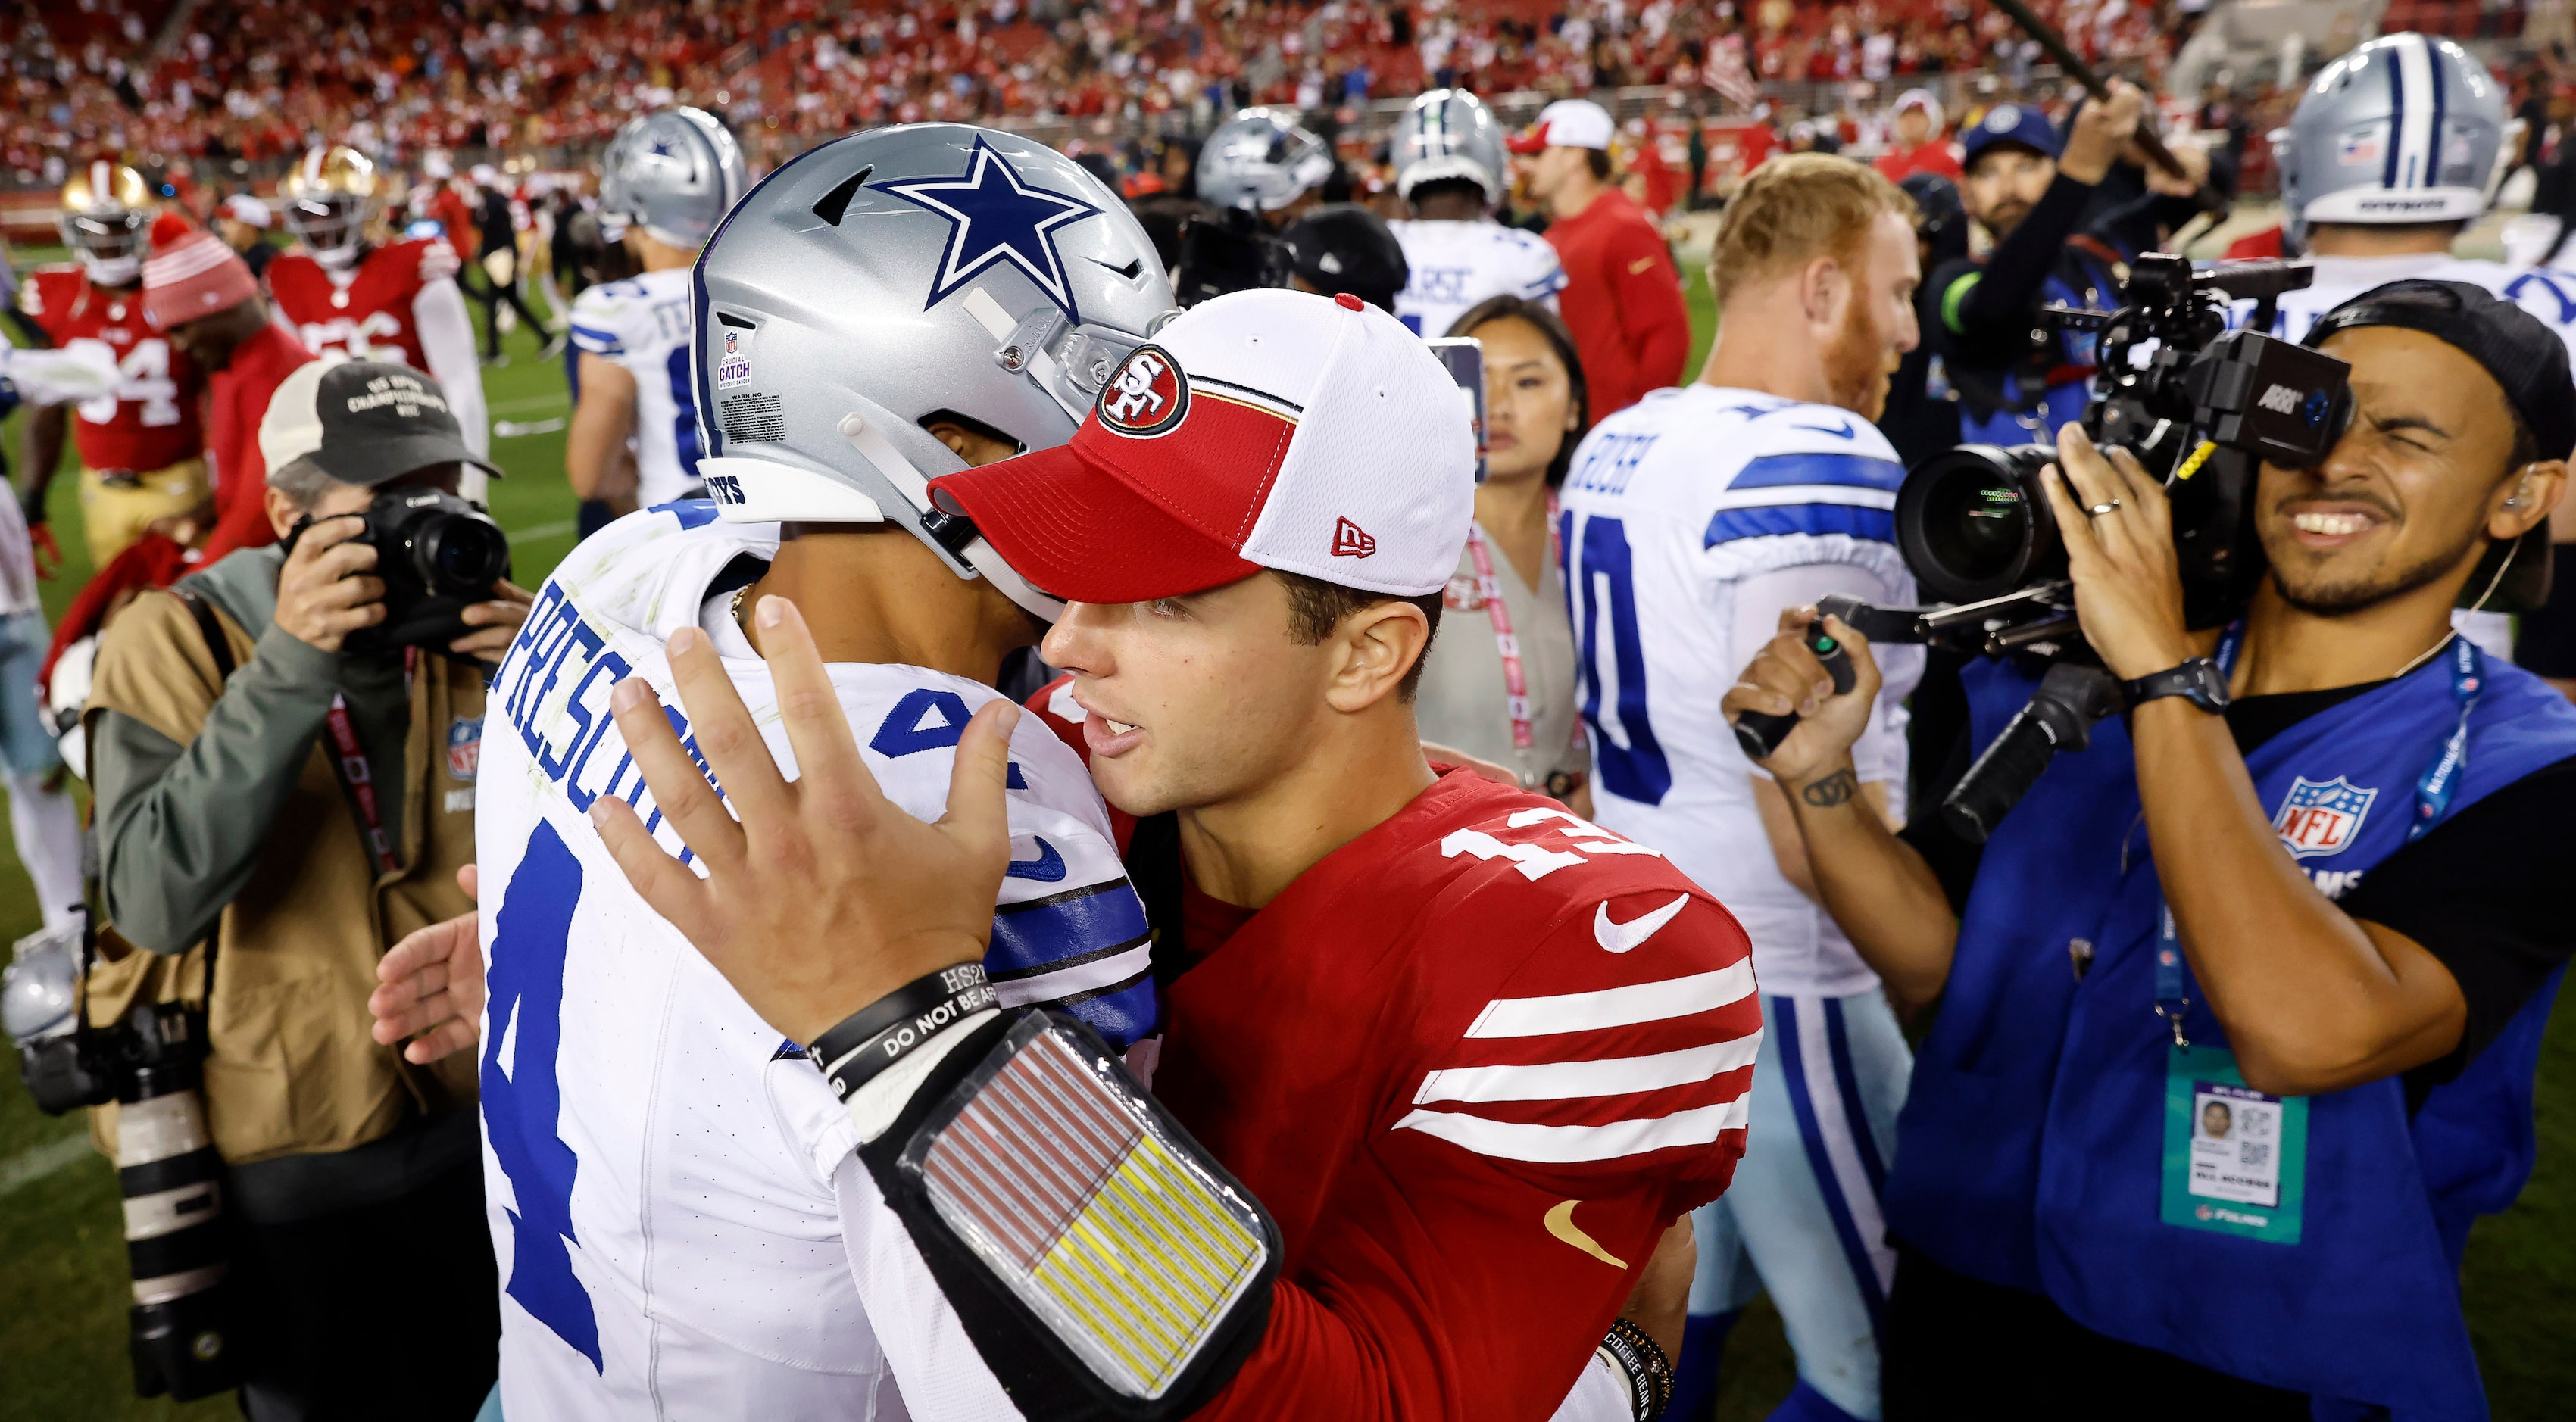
(18, 267), (204, 473)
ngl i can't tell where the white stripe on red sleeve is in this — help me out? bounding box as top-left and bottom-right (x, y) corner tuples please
(1464, 959), (1756, 1038)
(1413, 1031), (1764, 1105)
(1393, 1093), (1752, 1164)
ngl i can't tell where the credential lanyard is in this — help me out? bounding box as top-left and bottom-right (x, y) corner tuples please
(320, 647), (417, 879)
(2153, 624), (2481, 1045)
(1460, 491), (1562, 757)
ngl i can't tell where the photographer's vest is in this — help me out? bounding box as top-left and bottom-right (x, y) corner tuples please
(1887, 645), (2576, 1417)
(80, 588), (482, 1166)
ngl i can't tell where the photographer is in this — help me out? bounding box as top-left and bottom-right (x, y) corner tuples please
(1931, 82), (2197, 446)
(1725, 281), (2576, 1416)
(83, 359), (527, 1419)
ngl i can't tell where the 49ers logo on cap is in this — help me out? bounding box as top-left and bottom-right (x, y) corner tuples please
(1095, 343), (1190, 437)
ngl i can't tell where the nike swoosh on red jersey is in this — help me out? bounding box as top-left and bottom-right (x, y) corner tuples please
(1594, 893), (1690, 953)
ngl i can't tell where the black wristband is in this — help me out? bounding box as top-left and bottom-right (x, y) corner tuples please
(808, 962), (998, 1102)
(1597, 1317), (1674, 1421)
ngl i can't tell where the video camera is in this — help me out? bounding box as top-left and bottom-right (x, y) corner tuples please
(1740, 255), (2356, 840)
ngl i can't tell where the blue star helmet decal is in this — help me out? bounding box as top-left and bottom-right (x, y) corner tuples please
(869, 134), (1104, 325)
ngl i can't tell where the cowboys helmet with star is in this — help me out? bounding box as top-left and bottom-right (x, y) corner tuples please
(598, 105), (746, 249)
(688, 123), (1173, 622)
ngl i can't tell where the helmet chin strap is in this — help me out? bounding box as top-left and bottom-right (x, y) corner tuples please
(836, 413), (1067, 624)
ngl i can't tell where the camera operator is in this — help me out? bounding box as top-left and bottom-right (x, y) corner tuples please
(1725, 281), (2576, 1416)
(83, 359), (529, 1420)
(1931, 82), (2197, 447)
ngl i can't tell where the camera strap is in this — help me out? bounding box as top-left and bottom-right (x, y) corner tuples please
(321, 695), (401, 878)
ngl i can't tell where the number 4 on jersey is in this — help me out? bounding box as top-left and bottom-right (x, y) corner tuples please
(482, 822), (603, 1371)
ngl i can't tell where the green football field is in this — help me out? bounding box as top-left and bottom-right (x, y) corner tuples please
(0, 267), (2568, 1420)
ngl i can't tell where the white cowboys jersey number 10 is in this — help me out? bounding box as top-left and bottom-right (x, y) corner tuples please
(1557, 387), (1925, 999)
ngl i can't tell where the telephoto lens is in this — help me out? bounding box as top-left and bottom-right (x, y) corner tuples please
(1894, 444), (2062, 603)
(111, 1001), (240, 1399)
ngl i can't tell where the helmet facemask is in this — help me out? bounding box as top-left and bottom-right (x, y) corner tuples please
(286, 191), (374, 269)
(60, 207), (148, 286)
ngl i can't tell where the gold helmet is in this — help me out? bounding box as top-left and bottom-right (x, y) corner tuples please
(282, 145), (379, 268)
(58, 160), (152, 285)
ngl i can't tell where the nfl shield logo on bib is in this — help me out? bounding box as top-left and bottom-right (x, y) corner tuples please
(447, 716), (483, 781)
(2273, 776), (2376, 859)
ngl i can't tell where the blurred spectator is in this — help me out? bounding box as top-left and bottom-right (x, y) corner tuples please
(215, 192), (278, 282)
(1875, 89), (1965, 183)
(1513, 98), (1689, 423)
(466, 167), (551, 364)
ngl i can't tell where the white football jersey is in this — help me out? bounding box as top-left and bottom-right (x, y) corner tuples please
(1389, 219), (1566, 338)
(476, 504), (1156, 1419)
(1558, 385), (1924, 998)
(568, 267), (708, 508)
(2225, 253), (2576, 662)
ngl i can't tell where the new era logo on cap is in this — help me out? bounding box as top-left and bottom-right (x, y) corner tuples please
(926, 288), (1475, 605)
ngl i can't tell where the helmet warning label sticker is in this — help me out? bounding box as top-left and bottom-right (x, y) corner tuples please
(717, 325), (754, 389)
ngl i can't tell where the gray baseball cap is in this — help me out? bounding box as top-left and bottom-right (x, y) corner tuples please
(258, 360), (503, 488)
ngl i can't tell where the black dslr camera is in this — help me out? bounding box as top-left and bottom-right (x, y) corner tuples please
(1746, 256), (2356, 840)
(291, 488), (511, 655)
(5, 926), (241, 1400)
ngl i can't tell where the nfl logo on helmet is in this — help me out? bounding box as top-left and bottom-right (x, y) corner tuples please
(2273, 775), (2376, 859)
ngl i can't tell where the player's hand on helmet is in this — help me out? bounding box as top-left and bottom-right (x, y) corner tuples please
(1721, 604), (1882, 787)
(274, 514), (384, 653)
(450, 577), (535, 664)
(2039, 420), (2195, 681)
(370, 865), (485, 1065)
(2060, 79), (2147, 186)
(592, 598), (1018, 1046)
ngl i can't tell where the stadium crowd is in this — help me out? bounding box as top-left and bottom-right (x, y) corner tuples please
(2, 0), (2183, 189)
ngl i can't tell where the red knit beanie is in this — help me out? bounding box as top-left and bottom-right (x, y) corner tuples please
(141, 211), (258, 329)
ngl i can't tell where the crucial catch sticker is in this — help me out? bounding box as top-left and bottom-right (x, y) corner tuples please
(717, 327), (754, 389)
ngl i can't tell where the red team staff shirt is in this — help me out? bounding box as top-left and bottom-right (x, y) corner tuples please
(265, 236), (461, 370)
(17, 267), (205, 472)
(1031, 684), (1759, 1417)
(1545, 187), (1691, 423)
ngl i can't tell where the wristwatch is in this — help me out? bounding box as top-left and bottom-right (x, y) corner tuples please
(2122, 656), (2231, 714)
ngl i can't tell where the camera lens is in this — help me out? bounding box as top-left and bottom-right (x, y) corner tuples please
(1896, 444), (2064, 603)
(416, 513), (511, 598)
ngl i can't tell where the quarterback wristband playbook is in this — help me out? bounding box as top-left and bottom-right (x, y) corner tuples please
(838, 999), (1282, 1420)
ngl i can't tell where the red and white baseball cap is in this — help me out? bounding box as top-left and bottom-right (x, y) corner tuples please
(1507, 98), (1616, 154)
(927, 288), (1475, 605)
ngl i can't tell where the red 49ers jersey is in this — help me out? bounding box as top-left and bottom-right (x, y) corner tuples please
(265, 237), (461, 370)
(17, 267), (204, 473)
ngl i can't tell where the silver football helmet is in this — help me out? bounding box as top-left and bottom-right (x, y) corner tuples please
(691, 123), (1175, 621)
(1197, 108), (1334, 214)
(1394, 89), (1510, 207)
(2276, 33), (2512, 239)
(599, 106), (748, 250)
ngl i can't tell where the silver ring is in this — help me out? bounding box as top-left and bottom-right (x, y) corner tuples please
(2087, 500), (2122, 518)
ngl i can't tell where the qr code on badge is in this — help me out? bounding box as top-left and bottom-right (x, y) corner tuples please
(2240, 1142), (2272, 1170)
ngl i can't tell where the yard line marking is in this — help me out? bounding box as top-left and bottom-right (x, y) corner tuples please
(506, 519), (581, 545)
(488, 393), (572, 415)
(0, 1131), (93, 1197)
